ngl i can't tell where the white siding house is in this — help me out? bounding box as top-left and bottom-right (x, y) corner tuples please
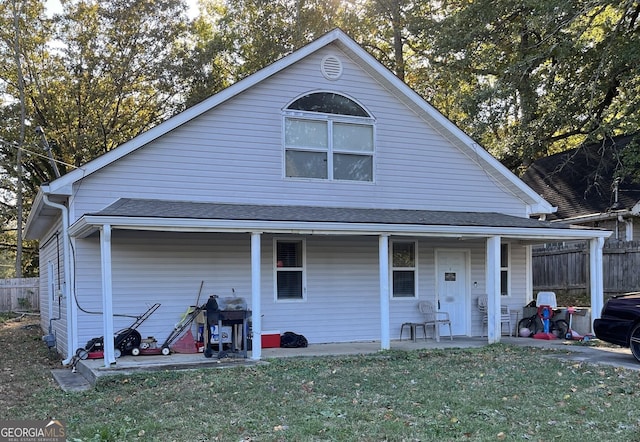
(25, 29), (611, 365)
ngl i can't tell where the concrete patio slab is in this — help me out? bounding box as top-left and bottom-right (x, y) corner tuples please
(51, 336), (639, 391)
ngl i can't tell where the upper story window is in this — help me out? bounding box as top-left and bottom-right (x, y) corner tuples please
(284, 92), (374, 182)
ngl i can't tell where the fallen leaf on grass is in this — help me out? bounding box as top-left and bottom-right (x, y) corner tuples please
(302, 381), (314, 393)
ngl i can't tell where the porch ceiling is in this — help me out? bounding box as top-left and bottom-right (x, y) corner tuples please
(68, 198), (611, 242)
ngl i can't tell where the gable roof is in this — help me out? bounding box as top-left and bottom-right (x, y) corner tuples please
(26, 29), (558, 240)
(37, 29), (552, 211)
(521, 134), (640, 221)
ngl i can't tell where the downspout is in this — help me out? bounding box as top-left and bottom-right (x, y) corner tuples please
(41, 193), (77, 364)
(617, 215), (632, 241)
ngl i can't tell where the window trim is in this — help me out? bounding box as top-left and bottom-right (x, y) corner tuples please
(283, 91), (375, 182)
(390, 239), (418, 299)
(273, 238), (307, 302)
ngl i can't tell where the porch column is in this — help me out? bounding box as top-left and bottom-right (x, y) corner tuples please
(485, 236), (501, 344)
(100, 224), (116, 367)
(251, 232), (262, 360)
(379, 234), (390, 350)
(589, 237), (605, 326)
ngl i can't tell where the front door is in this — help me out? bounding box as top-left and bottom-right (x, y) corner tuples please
(436, 250), (469, 336)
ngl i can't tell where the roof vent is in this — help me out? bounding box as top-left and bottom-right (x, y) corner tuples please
(321, 55), (343, 81)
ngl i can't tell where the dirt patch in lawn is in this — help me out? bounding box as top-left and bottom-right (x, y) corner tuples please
(0, 314), (62, 418)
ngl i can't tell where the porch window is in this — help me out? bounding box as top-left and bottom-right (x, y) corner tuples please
(391, 240), (417, 298)
(275, 239), (305, 300)
(500, 243), (510, 296)
(284, 92), (374, 182)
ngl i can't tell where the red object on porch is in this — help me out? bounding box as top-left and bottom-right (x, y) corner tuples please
(87, 351), (104, 359)
(171, 330), (198, 353)
(261, 331), (281, 348)
(533, 332), (556, 340)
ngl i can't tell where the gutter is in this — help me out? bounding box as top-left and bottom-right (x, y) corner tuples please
(41, 191), (77, 364)
(68, 214), (613, 241)
(557, 209), (632, 224)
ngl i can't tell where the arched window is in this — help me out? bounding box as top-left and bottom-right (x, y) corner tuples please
(283, 92), (374, 181)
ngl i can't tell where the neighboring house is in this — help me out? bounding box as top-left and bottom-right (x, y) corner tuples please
(522, 134), (640, 241)
(25, 29), (611, 366)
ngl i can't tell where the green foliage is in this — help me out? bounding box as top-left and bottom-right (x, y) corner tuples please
(211, 0), (350, 80)
(1, 0), (191, 275)
(41, 0), (190, 165)
(412, 0), (640, 170)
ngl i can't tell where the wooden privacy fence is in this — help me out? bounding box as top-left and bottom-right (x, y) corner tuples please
(0, 278), (39, 312)
(533, 241), (640, 297)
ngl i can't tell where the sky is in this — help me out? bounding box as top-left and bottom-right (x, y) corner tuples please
(45, 0), (200, 19)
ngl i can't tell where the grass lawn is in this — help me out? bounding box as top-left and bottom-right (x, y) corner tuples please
(2, 313), (639, 441)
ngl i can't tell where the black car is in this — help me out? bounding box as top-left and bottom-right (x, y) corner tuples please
(594, 292), (640, 362)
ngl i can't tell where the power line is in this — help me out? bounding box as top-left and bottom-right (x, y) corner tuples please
(0, 138), (79, 170)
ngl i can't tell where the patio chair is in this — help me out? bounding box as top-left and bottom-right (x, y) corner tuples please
(478, 295), (513, 337)
(418, 301), (453, 342)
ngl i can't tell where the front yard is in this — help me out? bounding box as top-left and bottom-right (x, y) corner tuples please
(1, 313), (639, 441)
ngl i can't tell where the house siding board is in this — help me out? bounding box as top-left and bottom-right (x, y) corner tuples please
(71, 232), (526, 344)
(507, 244), (528, 333)
(305, 236), (380, 342)
(73, 231), (255, 347)
(38, 221), (69, 357)
(259, 235), (382, 343)
(68, 44), (527, 223)
(69, 232), (533, 346)
(71, 232), (384, 345)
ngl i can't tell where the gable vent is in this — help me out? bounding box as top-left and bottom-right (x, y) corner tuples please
(321, 55), (343, 81)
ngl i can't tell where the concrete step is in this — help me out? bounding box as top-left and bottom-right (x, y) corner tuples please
(51, 369), (93, 392)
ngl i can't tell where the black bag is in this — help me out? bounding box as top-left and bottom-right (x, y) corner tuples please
(280, 331), (308, 348)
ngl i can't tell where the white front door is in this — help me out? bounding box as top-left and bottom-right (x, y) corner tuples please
(436, 250), (469, 336)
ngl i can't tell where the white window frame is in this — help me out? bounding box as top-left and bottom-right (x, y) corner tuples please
(390, 240), (418, 299)
(274, 238), (307, 302)
(283, 96), (375, 182)
(500, 243), (511, 297)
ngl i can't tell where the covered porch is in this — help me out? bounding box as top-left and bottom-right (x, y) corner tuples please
(65, 200), (612, 366)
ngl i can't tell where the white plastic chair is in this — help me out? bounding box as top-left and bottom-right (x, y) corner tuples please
(478, 295), (513, 337)
(419, 301), (453, 342)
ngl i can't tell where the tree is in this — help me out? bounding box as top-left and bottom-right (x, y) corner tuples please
(411, 0), (640, 172)
(0, 0), (192, 276)
(0, 0), (51, 277)
(212, 0), (351, 81)
(174, 0), (232, 109)
(35, 0), (190, 167)
(11, 0), (27, 278)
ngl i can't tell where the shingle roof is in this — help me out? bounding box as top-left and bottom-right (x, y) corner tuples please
(92, 198), (566, 230)
(521, 135), (640, 220)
